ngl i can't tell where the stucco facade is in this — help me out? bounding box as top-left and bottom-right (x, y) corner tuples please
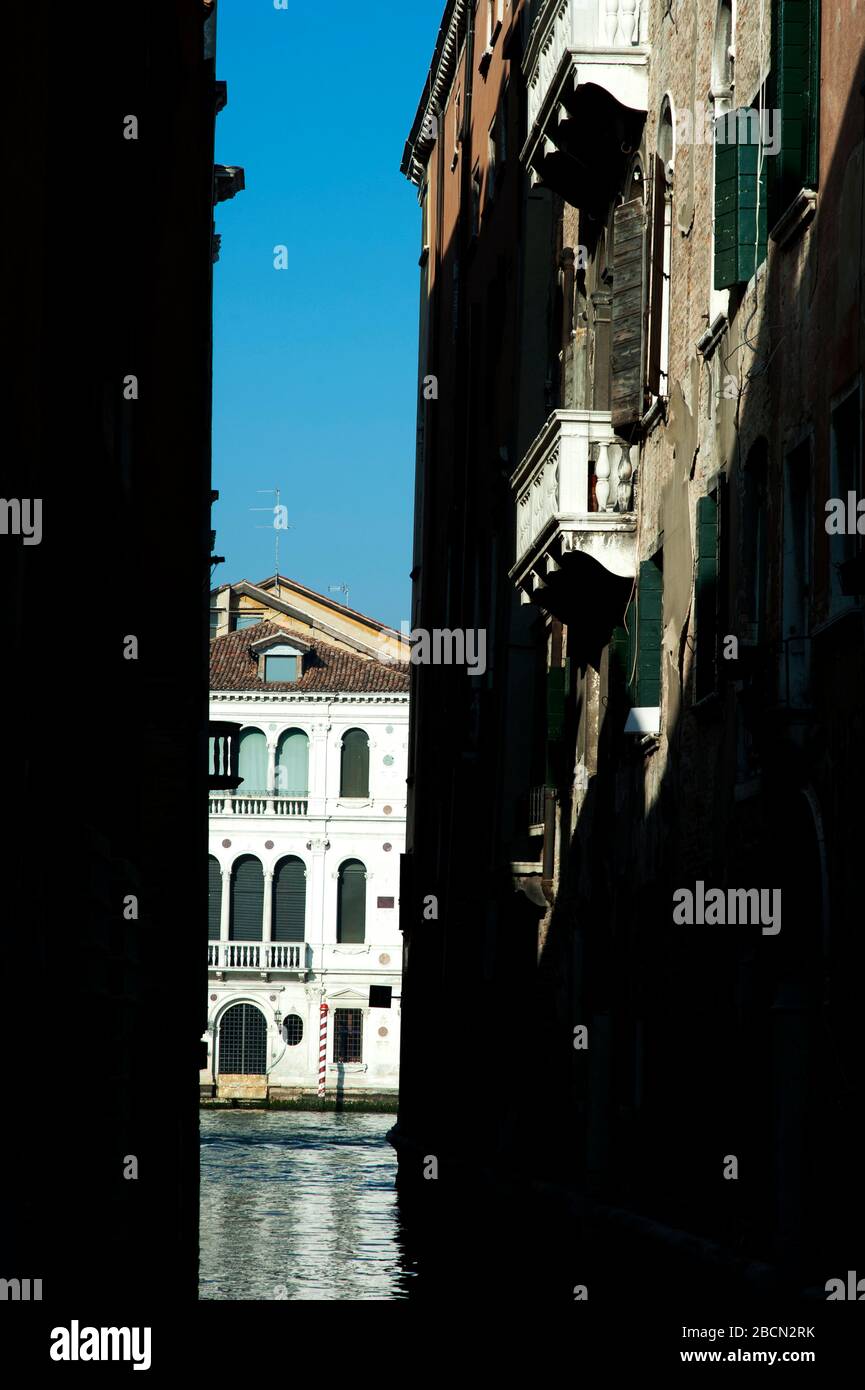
(204, 582), (409, 1101)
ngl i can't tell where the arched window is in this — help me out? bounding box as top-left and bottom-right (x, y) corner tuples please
(208, 855), (222, 941)
(282, 1015), (304, 1047)
(337, 859), (367, 943)
(340, 728), (370, 797)
(237, 728), (267, 793)
(218, 1002), (267, 1075)
(275, 728), (308, 796)
(272, 856), (306, 943)
(230, 855), (264, 942)
(712, 0), (735, 110)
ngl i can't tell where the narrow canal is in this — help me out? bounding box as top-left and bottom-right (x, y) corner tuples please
(199, 1110), (414, 1300)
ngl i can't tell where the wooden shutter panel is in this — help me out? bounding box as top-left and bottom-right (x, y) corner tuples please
(636, 558), (663, 707)
(714, 114), (768, 288)
(341, 729), (369, 797)
(208, 856), (221, 941)
(230, 856), (263, 942)
(337, 861), (366, 944)
(771, 0), (819, 218)
(695, 494), (719, 701)
(272, 857), (306, 943)
(647, 155), (667, 396)
(610, 196), (647, 431)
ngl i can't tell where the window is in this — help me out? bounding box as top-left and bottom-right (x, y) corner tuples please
(275, 728), (308, 795)
(264, 654), (297, 682)
(340, 728), (369, 797)
(471, 165), (481, 238)
(272, 856), (306, 943)
(714, 103), (768, 288)
(695, 484), (726, 702)
(210, 609), (221, 638)
(234, 612), (263, 630)
(282, 1015), (303, 1047)
(229, 855), (264, 942)
(208, 855), (222, 942)
(829, 383), (862, 610)
(218, 1003), (266, 1076)
(337, 859), (367, 944)
(711, 0), (735, 108)
(610, 554), (664, 709)
(648, 102), (674, 397)
(333, 1008), (362, 1064)
(781, 438), (813, 705)
(769, 0), (820, 223)
(741, 439), (768, 643)
(237, 728), (267, 792)
(610, 162), (648, 431)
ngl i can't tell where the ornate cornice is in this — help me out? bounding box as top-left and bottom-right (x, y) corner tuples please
(210, 691), (409, 705)
(401, 0), (468, 186)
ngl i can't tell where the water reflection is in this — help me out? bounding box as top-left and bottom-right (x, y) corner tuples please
(199, 1110), (412, 1300)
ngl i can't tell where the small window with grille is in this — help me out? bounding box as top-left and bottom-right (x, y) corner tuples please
(333, 1008), (362, 1064)
(282, 1015), (304, 1047)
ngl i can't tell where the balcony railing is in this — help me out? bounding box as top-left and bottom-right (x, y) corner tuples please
(208, 941), (304, 971)
(206, 941), (401, 976)
(510, 410), (637, 591)
(208, 793), (309, 816)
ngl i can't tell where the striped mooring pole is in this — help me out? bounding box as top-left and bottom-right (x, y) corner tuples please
(318, 1001), (329, 1099)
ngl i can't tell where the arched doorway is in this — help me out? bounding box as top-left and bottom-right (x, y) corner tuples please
(217, 1002), (267, 1076)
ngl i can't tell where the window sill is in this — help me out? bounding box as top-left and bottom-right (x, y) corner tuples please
(769, 189), (817, 249)
(640, 395), (667, 436)
(328, 1063), (367, 1073)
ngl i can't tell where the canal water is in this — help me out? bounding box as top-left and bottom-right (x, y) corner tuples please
(199, 1110), (415, 1300)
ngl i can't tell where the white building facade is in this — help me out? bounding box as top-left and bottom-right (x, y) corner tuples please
(203, 591), (409, 1102)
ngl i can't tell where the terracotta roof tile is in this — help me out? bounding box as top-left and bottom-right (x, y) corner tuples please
(210, 620), (410, 694)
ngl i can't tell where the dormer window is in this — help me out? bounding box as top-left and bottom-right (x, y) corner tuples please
(265, 654), (298, 681)
(248, 630), (311, 683)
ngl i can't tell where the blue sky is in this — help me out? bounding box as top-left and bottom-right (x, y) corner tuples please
(212, 0), (444, 630)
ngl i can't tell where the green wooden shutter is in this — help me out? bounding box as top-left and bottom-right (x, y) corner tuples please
(611, 196), (647, 431)
(337, 860), (367, 944)
(208, 856), (222, 941)
(695, 494), (720, 701)
(636, 558), (663, 707)
(272, 856), (306, 943)
(230, 855), (264, 942)
(341, 729), (369, 797)
(610, 620), (633, 703)
(714, 113), (768, 288)
(771, 0), (820, 220)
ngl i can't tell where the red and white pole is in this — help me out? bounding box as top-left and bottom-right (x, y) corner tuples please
(318, 1001), (329, 1099)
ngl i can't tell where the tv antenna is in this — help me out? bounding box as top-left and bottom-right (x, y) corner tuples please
(251, 487), (291, 587)
(328, 583), (350, 608)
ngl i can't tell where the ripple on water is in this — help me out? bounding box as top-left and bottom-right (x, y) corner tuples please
(199, 1110), (410, 1300)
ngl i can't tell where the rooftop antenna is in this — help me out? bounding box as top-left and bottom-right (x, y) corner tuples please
(328, 583), (350, 608)
(251, 487), (291, 597)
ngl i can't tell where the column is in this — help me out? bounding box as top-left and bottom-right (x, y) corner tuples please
(262, 869), (273, 944)
(219, 865), (231, 969)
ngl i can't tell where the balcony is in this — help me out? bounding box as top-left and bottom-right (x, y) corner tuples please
(208, 941), (305, 974)
(206, 940), (402, 979)
(208, 792), (309, 816)
(509, 409), (637, 600)
(522, 0), (649, 207)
